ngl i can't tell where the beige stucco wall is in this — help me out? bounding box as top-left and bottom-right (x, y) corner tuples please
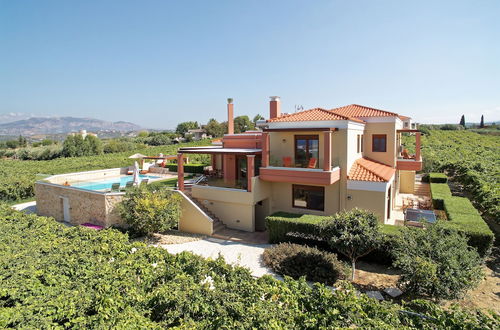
(399, 170), (415, 194)
(269, 181), (340, 216)
(178, 191), (213, 235)
(345, 189), (387, 222)
(362, 121), (397, 167)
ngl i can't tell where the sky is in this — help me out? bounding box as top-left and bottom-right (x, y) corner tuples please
(1, 0), (499, 129)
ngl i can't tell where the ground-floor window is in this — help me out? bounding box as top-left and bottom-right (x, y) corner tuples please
(292, 185), (325, 211)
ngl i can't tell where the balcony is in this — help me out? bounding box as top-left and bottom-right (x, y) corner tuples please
(260, 166), (340, 185)
(396, 130), (422, 171)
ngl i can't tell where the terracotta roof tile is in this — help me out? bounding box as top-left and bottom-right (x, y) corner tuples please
(268, 108), (364, 123)
(348, 158), (395, 182)
(331, 104), (399, 118)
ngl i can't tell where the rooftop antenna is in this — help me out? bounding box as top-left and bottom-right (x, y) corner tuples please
(294, 105), (304, 112)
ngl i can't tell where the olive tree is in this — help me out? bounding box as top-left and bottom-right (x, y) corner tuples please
(320, 209), (381, 280)
(118, 186), (182, 236)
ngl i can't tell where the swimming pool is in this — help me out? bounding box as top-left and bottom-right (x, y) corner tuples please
(71, 174), (161, 191)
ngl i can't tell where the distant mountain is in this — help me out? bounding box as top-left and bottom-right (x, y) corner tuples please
(0, 117), (142, 136)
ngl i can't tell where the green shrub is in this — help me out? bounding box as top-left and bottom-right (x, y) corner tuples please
(263, 243), (346, 285)
(393, 223), (483, 300)
(265, 212), (329, 244)
(429, 172), (448, 183)
(118, 186), (182, 235)
(443, 197), (494, 256)
(430, 183), (452, 209)
(1, 205), (498, 328)
(165, 163), (206, 174)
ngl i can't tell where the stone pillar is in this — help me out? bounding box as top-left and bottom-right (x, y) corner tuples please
(247, 155), (255, 192)
(415, 132), (421, 160)
(323, 131), (332, 171)
(177, 153), (184, 191)
(210, 154), (216, 169)
(262, 132), (270, 167)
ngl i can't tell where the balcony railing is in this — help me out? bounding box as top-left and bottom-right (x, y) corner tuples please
(195, 175), (248, 190)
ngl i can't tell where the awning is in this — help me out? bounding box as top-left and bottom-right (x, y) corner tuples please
(128, 153), (147, 159)
(178, 147), (262, 155)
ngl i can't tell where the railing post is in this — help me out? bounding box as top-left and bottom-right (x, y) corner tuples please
(247, 155), (255, 192)
(177, 153), (184, 191)
(323, 130), (331, 171)
(415, 132), (421, 161)
(262, 132), (270, 167)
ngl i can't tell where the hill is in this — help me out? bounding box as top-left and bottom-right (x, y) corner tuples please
(0, 117), (141, 136)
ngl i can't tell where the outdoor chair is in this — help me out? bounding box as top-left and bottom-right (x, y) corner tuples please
(124, 181), (134, 189)
(110, 183), (120, 192)
(140, 179), (149, 186)
(307, 157), (317, 169)
(282, 157), (292, 167)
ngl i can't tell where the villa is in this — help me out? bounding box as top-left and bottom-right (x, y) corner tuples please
(35, 97), (424, 236)
(175, 97), (422, 233)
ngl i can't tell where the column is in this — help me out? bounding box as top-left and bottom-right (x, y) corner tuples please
(247, 155), (255, 192)
(323, 130), (332, 171)
(177, 153), (184, 191)
(261, 132), (270, 167)
(415, 132), (421, 160)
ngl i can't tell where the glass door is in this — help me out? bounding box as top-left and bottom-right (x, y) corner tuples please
(294, 135), (319, 168)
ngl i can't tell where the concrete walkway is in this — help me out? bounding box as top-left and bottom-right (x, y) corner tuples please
(12, 201), (37, 214)
(160, 237), (274, 277)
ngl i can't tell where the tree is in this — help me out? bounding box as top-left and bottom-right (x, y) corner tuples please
(85, 135), (103, 155)
(205, 118), (224, 137)
(480, 115), (485, 128)
(253, 114), (264, 126)
(234, 115), (255, 133)
(459, 115), (465, 127)
(176, 121), (199, 135)
(18, 135), (27, 148)
(392, 223), (483, 300)
(320, 209), (381, 280)
(118, 186), (182, 236)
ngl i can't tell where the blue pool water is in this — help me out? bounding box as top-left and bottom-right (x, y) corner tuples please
(71, 175), (161, 191)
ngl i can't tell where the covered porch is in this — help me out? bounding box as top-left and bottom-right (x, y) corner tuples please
(396, 129), (422, 171)
(177, 147), (262, 192)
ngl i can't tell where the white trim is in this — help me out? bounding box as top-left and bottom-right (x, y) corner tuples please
(193, 184), (248, 193)
(347, 175), (394, 192)
(266, 120), (365, 130)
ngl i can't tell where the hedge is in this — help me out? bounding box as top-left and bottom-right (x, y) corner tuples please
(165, 163), (206, 174)
(429, 172), (448, 183)
(443, 197), (494, 257)
(430, 183), (452, 209)
(266, 212), (329, 244)
(430, 182), (494, 257)
(265, 212), (402, 264)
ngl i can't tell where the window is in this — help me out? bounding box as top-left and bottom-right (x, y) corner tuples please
(372, 134), (387, 152)
(293, 185), (324, 211)
(357, 134), (361, 153)
(294, 135), (319, 168)
(361, 135), (364, 152)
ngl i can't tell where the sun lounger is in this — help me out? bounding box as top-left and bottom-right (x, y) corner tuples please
(110, 183), (120, 192)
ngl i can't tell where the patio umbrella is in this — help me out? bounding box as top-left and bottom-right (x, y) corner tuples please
(133, 161), (141, 186)
(128, 153), (147, 159)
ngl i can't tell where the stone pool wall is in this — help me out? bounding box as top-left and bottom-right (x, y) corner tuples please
(47, 168), (126, 185)
(35, 181), (125, 227)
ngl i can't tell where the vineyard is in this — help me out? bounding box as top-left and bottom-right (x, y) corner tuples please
(420, 130), (499, 223)
(0, 205), (498, 328)
(0, 140), (210, 202)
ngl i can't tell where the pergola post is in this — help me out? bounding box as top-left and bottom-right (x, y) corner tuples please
(177, 153), (184, 191)
(323, 130), (331, 171)
(415, 132), (421, 160)
(261, 132), (270, 167)
(246, 155), (255, 192)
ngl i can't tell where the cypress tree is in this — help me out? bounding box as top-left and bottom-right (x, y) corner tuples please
(459, 115), (465, 127)
(480, 115), (485, 128)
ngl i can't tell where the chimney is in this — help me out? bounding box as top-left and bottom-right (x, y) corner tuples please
(227, 98), (234, 135)
(269, 96), (281, 119)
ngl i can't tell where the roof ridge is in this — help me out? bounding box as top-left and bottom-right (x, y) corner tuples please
(331, 104), (399, 117)
(267, 107), (365, 123)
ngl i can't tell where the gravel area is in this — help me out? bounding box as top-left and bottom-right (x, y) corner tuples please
(160, 237), (274, 277)
(137, 231), (205, 245)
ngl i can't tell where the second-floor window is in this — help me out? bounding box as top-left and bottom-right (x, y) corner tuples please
(372, 134), (387, 152)
(295, 135), (319, 168)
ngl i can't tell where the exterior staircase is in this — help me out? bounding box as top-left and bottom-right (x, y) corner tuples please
(414, 181), (430, 196)
(184, 189), (226, 233)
